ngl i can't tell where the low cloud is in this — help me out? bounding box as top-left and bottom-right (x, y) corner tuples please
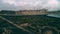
(0, 0), (60, 11)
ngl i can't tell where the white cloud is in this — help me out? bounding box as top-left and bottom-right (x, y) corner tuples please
(47, 0), (59, 11)
(3, 0), (43, 6)
(1, 0), (60, 11)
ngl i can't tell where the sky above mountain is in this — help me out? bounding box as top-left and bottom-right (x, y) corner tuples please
(0, 0), (60, 11)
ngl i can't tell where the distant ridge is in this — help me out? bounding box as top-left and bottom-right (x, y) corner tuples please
(0, 9), (47, 15)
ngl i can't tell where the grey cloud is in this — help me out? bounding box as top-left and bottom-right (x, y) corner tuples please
(0, 0), (19, 10)
(0, 0), (60, 11)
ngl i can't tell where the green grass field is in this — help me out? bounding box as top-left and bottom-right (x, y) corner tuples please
(0, 15), (60, 34)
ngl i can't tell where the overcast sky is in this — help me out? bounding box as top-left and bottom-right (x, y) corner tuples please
(0, 0), (60, 11)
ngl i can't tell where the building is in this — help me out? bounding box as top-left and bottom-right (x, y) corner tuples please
(16, 9), (47, 15)
(0, 9), (47, 15)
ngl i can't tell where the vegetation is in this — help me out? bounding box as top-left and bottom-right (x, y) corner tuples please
(0, 10), (15, 14)
(1, 15), (60, 30)
(0, 10), (60, 34)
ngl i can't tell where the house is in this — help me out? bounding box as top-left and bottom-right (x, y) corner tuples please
(16, 9), (47, 15)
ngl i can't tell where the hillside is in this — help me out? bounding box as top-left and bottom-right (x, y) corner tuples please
(48, 11), (60, 14)
(0, 15), (60, 34)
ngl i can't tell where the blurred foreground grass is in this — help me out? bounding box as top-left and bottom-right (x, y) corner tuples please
(1, 15), (60, 30)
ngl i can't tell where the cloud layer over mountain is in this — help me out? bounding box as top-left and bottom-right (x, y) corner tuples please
(0, 0), (60, 11)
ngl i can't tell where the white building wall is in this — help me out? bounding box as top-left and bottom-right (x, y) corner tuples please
(16, 10), (47, 15)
